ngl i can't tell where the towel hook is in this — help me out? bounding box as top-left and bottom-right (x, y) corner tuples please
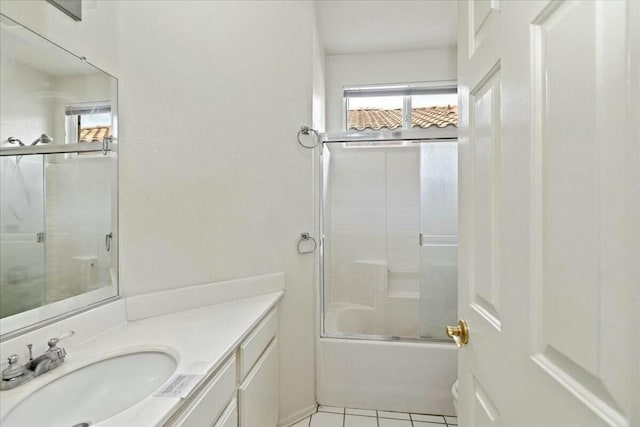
(297, 126), (319, 149)
(297, 232), (317, 255)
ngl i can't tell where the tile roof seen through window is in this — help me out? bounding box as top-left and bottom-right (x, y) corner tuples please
(348, 105), (457, 131)
(79, 126), (111, 143)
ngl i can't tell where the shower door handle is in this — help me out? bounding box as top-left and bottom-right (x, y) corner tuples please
(105, 232), (112, 252)
(446, 320), (469, 348)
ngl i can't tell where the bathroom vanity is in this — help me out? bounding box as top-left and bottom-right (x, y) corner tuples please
(166, 301), (280, 427)
(0, 274), (284, 427)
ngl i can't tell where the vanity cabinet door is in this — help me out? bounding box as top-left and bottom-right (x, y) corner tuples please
(172, 357), (236, 427)
(238, 338), (279, 427)
(214, 399), (238, 427)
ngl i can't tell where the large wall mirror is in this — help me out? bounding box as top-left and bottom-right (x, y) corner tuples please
(0, 15), (118, 338)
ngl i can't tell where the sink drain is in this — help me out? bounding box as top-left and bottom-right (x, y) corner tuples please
(71, 423), (90, 427)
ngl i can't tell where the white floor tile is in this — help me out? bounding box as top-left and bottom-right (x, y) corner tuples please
(318, 405), (344, 414)
(378, 418), (412, 427)
(445, 416), (458, 425)
(345, 414), (377, 427)
(414, 422), (448, 426)
(346, 408), (377, 417)
(378, 410), (411, 420)
(310, 412), (344, 427)
(290, 417), (310, 427)
(411, 413), (446, 423)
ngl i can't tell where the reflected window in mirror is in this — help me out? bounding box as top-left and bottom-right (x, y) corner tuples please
(65, 102), (112, 144)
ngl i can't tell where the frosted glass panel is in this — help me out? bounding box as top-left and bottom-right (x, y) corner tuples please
(321, 141), (458, 340)
(44, 154), (115, 304)
(419, 143), (458, 338)
(0, 155), (46, 317)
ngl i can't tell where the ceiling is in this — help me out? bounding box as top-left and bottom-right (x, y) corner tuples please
(315, 0), (458, 55)
(1, 15), (99, 77)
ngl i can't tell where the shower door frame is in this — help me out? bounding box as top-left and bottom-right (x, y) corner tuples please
(318, 127), (458, 344)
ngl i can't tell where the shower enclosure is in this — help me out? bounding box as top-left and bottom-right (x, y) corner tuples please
(320, 131), (458, 342)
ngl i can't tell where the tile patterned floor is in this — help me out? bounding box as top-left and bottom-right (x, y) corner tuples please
(289, 405), (457, 427)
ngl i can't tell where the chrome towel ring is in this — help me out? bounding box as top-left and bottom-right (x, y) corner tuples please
(297, 232), (317, 255)
(297, 126), (320, 149)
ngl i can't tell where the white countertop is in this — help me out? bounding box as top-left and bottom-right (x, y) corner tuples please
(0, 291), (283, 426)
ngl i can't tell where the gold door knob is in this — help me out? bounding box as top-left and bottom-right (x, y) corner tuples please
(446, 319), (469, 348)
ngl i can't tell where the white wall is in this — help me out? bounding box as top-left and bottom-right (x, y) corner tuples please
(325, 48), (457, 132)
(1, 0), (319, 423)
(116, 3), (317, 421)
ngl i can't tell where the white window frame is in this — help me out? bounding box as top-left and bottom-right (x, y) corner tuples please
(64, 101), (112, 158)
(342, 81), (457, 132)
(65, 101), (111, 144)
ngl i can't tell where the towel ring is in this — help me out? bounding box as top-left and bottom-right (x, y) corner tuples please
(297, 232), (317, 255)
(297, 126), (319, 149)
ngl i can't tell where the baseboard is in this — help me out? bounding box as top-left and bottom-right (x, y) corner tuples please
(278, 403), (318, 427)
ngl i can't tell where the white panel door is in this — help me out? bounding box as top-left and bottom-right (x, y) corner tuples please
(457, 1), (639, 426)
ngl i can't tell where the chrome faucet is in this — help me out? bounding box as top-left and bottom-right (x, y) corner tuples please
(0, 330), (74, 390)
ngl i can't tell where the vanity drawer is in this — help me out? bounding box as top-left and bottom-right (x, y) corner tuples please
(238, 308), (278, 380)
(174, 357), (236, 427)
(214, 398), (238, 427)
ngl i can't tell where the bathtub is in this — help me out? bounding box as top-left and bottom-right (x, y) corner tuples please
(317, 336), (457, 415)
(324, 302), (420, 338)
(319, 304), (456, 415)
(319, 287), (457, 415)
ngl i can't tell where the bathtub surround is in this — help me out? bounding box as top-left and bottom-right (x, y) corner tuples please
(0, 1), (321, 423)
(325, 147), (422, 337)
(316, 43), (459, 417)
(317, 339), (456, 415)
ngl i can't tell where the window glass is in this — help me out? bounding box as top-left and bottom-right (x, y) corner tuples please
(411, 93), (458, 129)
(411, 93), (458, 109)
(77, 112), (111, 143)
(347, 95), (403, 132)
(344, 85), (458, 132)
(64, 104), (112, 146)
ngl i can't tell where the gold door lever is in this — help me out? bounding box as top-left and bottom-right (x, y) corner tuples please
(446, 320), (469, 348)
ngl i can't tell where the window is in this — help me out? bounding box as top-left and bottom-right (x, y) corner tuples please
(65, 102), (112, 145)
(344, 83), (457, 133)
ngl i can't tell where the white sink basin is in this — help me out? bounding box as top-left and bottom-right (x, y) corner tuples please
(2, 351), (177, 427)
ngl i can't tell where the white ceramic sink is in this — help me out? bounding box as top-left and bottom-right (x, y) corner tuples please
(1, 351), (177, 427)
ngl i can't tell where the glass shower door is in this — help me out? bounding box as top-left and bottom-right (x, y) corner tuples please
(0, 154), (46, 317)
(419, 142), (458, 339)
(321, 140), (458, 341)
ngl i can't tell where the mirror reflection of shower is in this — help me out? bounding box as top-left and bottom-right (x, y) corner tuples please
(7, 133), (53, 146)
(7, 134), (53, 164)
